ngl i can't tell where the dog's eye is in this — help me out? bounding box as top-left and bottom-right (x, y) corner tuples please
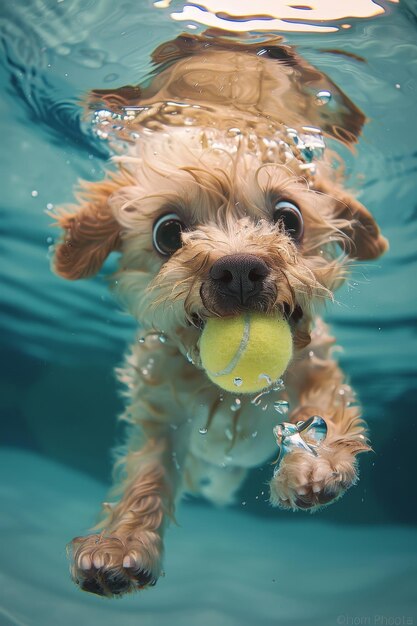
(273, 200), (304, 243)
(153, 213), (185, 256)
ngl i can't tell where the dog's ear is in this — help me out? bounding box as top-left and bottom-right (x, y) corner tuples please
(314, 178), (388, 260)
(53, 177), (123, 280)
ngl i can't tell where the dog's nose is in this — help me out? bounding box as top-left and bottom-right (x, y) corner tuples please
(209, 254), (270, 304)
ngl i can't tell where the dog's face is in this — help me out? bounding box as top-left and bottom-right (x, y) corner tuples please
(54, 127), (388, 357)
(54, 36), (388, 359)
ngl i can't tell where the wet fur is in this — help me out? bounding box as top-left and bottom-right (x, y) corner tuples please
(53, 35), (388, 597)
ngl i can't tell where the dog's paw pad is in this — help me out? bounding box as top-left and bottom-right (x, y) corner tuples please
(269, 448), (359, 511)
(70, 533), (161, 597)
(81, 568), (155, 597)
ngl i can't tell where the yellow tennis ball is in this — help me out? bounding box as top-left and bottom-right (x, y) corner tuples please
(199, 312), (292, 394)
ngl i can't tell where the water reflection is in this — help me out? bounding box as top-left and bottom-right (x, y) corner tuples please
(155, 0), (399, 33)
(88, 33), (365, 152)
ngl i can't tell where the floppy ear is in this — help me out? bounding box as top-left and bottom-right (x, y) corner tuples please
(53, 177), (123, 280)
(314, 178), (388, 260)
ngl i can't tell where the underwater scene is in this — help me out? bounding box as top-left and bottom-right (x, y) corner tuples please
(1, 0), (417, 624)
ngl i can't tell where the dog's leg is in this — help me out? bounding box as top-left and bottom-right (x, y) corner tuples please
(69, 423), (181, 597)
(270, 319), (371, 511)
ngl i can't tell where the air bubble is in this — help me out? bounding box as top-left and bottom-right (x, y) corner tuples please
(138, 337), (145, 343)
(273, 400), (289, 415)
(251, 388), (270, 407)
(272, 378), (285, 391)
(259, 373), (272, 386)
(31, 190), (38, 197)
(252, 431), (258, 438)
(171, 452), (180, 470)
(46, 203), (54, 210)
(199, 427), (208, 435)
(97, 109), (112, 119)
(316, 90), (332, 105)
(158, 334), (167, 344)
(251, 394), (263, 407)
(225, 428), (233, 441)
(231, 398), (241, 412)
(233, 377), (243, 387)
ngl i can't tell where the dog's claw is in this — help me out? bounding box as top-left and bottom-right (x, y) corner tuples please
(80, 555), (92, 570)
(93, 553), (105, 569)
(123, 555), (134, 568)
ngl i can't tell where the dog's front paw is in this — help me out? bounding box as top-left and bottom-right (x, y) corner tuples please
(69, 531), (162, 597)
(269, 443), (366, 511)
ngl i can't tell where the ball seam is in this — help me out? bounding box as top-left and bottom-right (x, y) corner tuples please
(206, 313), (251, 378)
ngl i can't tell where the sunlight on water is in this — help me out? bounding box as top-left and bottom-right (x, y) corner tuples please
(156, 0), (399, 33)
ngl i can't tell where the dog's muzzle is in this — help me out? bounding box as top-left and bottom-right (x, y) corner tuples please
(200, 253), (274, 315)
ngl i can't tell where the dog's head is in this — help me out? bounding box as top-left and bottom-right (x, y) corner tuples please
(54, 127), (388, 358)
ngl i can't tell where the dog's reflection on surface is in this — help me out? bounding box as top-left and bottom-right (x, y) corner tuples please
(53, 34), (388, 597)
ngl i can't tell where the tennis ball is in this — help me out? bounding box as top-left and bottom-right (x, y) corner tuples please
(199, 312), (292, 394)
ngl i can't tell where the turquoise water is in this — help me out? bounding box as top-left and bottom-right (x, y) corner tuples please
(1, 1), (417, 624)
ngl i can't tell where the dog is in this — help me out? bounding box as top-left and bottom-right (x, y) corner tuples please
(53, 34), (388, 597)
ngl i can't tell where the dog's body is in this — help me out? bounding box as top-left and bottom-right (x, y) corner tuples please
(54, 35), (388, 597)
